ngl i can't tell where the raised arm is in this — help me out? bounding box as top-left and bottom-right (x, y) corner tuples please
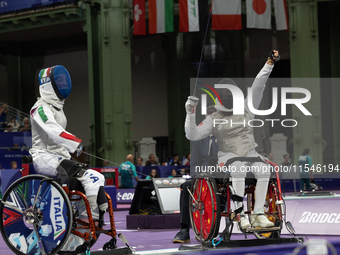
(245, 50), (280, 114)
(184, 96), (213, 141)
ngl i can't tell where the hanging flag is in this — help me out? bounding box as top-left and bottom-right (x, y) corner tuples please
(133, 0), (146, 35)
(273, 0), (288, 30)
(212, 0), (242, 30)
(149, 0), (174, 34)
(246, 0), (271, 29)
(179, 0), (199, 32)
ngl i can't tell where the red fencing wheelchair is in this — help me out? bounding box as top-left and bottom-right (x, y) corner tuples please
(189, 157), (285, 246)
(0, 157), (131, 255)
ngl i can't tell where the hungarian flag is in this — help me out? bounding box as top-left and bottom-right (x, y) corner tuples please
(212, 0), (242, 30)
(133, 0), (146, 35)
(273, 0), (288, 30)
(179, 0), (199, 32)
(149, 0), (174, 34)
(246, 0), (271, 29)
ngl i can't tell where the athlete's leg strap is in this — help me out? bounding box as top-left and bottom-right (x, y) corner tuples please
(59, 159), (88, 178)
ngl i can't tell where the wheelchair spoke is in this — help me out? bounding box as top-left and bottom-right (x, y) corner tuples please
(186, 186), (197, 203)
(33, 219), (47, 255)
(1, 200), (23, 214)
(198, 179), (203, 201)
(32, 182), (43, 210)
(13, 187), (29, 210)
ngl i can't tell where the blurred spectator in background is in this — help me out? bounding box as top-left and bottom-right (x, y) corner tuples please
(12, 143), (20, 151)
(4, 126), (13, 132)
(136, 157), (143, 167)
(0, 163), (4, 169)
(145, 169), (159, 179)
(298, 148), (313, 191)
(281, 154), (292, 168)
(0, 103), (8, 126)
(20, 117), (31, 132)
(10, 161), (18, 169)
(135, 157), (144, 173)
(182, 154), (190, 166)
(8, 117), (20, 132)
(145, 154), (159, 166)
(268, 152), (274, 162)
(280, 154), (292, 194)
(168, 169), (178, 178)
(170, 153), (181, 166)
(119, 154), (139, 189)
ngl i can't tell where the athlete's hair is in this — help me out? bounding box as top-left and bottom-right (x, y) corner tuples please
(302, 148), (310, 155)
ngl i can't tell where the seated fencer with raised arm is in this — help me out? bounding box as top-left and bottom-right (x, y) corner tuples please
(184, 50), (280, 229)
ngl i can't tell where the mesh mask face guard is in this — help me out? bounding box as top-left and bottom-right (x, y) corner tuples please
(39, 65), (72, 100)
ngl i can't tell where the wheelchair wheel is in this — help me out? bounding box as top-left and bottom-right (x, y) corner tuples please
(0, 175), (72, 255)
(189, 178), (220, 241)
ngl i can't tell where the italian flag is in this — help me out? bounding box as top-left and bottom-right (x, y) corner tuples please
(179, 0), (199, 32)
(212, 0), (242, 30)
(39, 67), (52, 80)
(149, 0), (173, 34)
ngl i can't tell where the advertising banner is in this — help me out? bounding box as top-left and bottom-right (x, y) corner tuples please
(116, 189), (135, 204)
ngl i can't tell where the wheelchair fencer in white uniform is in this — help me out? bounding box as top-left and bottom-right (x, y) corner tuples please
(185, 51), (281, 230)
(29, 65), (107, 219)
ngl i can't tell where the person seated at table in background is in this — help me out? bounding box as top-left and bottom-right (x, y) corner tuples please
(145, 154), (159, 166)
(168, 169), (178, 178)
(145, 169), (159, 179)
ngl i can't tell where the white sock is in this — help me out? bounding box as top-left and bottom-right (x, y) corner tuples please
(232, 178), (245, 210)
(87, 195), (98, 210)
(254, 178), (269, 212)
(99, 203), (108, 212)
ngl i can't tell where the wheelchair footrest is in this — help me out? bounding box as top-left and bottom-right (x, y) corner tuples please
(245, 226), (281, 233)
(90, 247), (133, 254)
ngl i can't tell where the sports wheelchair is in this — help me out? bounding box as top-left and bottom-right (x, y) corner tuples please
(0, 157), (131, 255)
(189, 157), (285, 246)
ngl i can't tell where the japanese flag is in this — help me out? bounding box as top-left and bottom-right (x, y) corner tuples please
(247, 0), (271, 30)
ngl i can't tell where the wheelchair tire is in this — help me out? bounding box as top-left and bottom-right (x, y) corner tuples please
(189, 178), (220, 242)
(0, 175), (72, 255)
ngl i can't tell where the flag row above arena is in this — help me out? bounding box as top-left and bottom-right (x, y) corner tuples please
(133, 0), (288, 35)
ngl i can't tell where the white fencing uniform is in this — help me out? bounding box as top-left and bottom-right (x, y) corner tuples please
(185, 62), (275, 220)
(29, 67), (104, 198)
